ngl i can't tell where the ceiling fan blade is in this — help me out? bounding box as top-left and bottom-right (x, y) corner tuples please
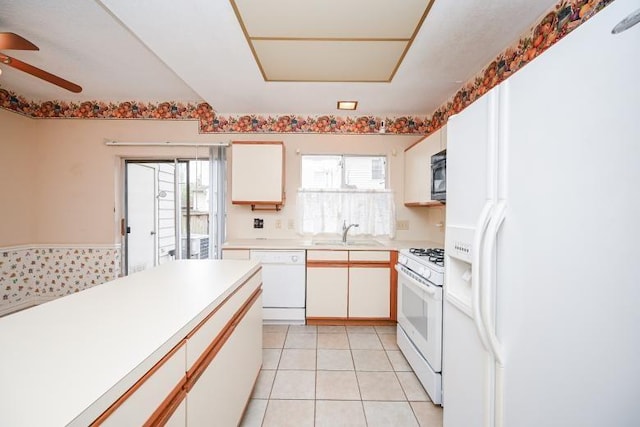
(0, 33), (39, 51)
(0, 53), (82, 93)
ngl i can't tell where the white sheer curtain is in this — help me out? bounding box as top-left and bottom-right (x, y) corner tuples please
(296, 189), (396, 237)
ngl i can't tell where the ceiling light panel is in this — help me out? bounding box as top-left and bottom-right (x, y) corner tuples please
(231, 0), (435, 82)
(252, 40), (407, 82)
(233, 0), (428, 38)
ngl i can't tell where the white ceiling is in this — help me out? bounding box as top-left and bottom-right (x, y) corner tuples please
(0, 0), (559, 116)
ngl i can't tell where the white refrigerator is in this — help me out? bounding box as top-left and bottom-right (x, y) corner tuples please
(443, 1), (640, 426)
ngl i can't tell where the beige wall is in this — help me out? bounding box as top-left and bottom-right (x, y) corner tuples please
(33, 118), (216, 244)
(1, 109), (38, 246)
(0, 111), (444, 247)
(226, 134), (445, 243)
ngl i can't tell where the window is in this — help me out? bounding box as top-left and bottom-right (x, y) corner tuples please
(301, 155), (387, 190)
(297, 154), (395, 237)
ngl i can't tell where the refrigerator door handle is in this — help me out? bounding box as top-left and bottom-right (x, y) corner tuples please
(481, 200), (507, 365)
(472, 200), (494, 353)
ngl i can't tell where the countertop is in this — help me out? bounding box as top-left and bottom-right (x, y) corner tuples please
(222, 238), (443, 251)
(0, 259), (260, 427)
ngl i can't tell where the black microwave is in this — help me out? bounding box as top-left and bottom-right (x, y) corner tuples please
(431, 149), (446, 201)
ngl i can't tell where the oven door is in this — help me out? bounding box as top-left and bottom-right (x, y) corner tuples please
(396, 264), (443, 372)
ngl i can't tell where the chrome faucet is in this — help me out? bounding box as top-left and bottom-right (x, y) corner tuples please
(342, 221), (359, 243)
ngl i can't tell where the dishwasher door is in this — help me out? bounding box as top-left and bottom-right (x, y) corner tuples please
(250, 250), (306, 323)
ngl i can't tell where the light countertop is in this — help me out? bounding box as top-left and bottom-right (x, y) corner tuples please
(222, 238), (443, 251)
(0, 259), (260, 427)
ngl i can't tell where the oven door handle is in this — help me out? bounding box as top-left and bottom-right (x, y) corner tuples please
(395, 265), (437, 296)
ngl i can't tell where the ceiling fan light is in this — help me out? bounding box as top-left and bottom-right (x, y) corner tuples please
(337, 100), (358, 110)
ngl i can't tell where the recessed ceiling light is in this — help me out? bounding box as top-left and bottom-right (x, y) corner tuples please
(337, 101), (358, 110)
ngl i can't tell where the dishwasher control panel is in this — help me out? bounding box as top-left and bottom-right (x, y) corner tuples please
(249, 250), (306, 265)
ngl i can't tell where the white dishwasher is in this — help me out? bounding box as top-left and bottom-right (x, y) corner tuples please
(250, 250), (306, 324)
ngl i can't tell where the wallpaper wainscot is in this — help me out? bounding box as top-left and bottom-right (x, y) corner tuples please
(0, 245), (120, 316)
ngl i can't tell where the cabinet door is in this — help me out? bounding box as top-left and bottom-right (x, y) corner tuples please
(403, 128), (442, 205)
(231, 142), (284, 204)
(187, 294), (262, 426)
(348, 267), (391, 318)
(306, 267), (348, 318)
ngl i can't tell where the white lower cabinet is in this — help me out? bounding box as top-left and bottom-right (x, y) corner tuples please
(306, 267), (348, 317)
(348, 266), (391, 318)
(306, 250), (393, 320)
(186, 294), (262, 426)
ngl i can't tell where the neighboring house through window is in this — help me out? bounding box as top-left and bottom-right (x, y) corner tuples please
(297, 155), (395, 237)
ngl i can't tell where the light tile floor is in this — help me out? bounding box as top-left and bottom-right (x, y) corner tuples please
(240, 325), (443, 427)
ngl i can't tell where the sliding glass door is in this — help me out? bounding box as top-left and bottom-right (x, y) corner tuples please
(124, 147), (226, 275)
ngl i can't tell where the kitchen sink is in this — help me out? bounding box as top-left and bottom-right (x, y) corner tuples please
(312, 240), (344, 246)
(311, 240), (382, 247)
(345, 240), (382, 247)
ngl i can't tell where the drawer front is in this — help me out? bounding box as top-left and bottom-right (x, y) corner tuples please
(98, 343), (186, 427)
(307, 250), (349, 261)
(185, 270), (261, 369)
(349, 250), (390, 262)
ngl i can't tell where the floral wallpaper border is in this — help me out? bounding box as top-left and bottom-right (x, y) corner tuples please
(0, 245), (120, 316)
(0, 0), (613, 136)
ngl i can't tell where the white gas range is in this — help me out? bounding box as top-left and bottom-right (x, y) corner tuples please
(395, 247), (445, 405)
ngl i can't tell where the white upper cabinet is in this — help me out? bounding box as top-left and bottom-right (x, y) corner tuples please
(231, 141), (285, 206)
(403, 126), (446, 206)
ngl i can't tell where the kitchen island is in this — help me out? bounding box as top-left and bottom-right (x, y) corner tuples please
(0, 259), (262, 426)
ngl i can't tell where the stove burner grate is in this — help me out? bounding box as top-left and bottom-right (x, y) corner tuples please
(409, 248), (445, 266)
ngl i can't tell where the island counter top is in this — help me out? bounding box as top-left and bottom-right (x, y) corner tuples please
(0, 259), (260, 427)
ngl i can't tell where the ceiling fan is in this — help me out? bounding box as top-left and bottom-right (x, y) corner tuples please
(0, 32), (82, 93)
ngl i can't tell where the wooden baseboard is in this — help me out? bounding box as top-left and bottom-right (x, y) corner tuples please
(306, 318), (397, 326)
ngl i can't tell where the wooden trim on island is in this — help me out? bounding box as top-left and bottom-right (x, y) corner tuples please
(90, 340), (187, 426)
(143, 379), (187, 427)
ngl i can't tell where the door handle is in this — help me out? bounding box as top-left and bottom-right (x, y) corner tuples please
(150, 231), (156, 235)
